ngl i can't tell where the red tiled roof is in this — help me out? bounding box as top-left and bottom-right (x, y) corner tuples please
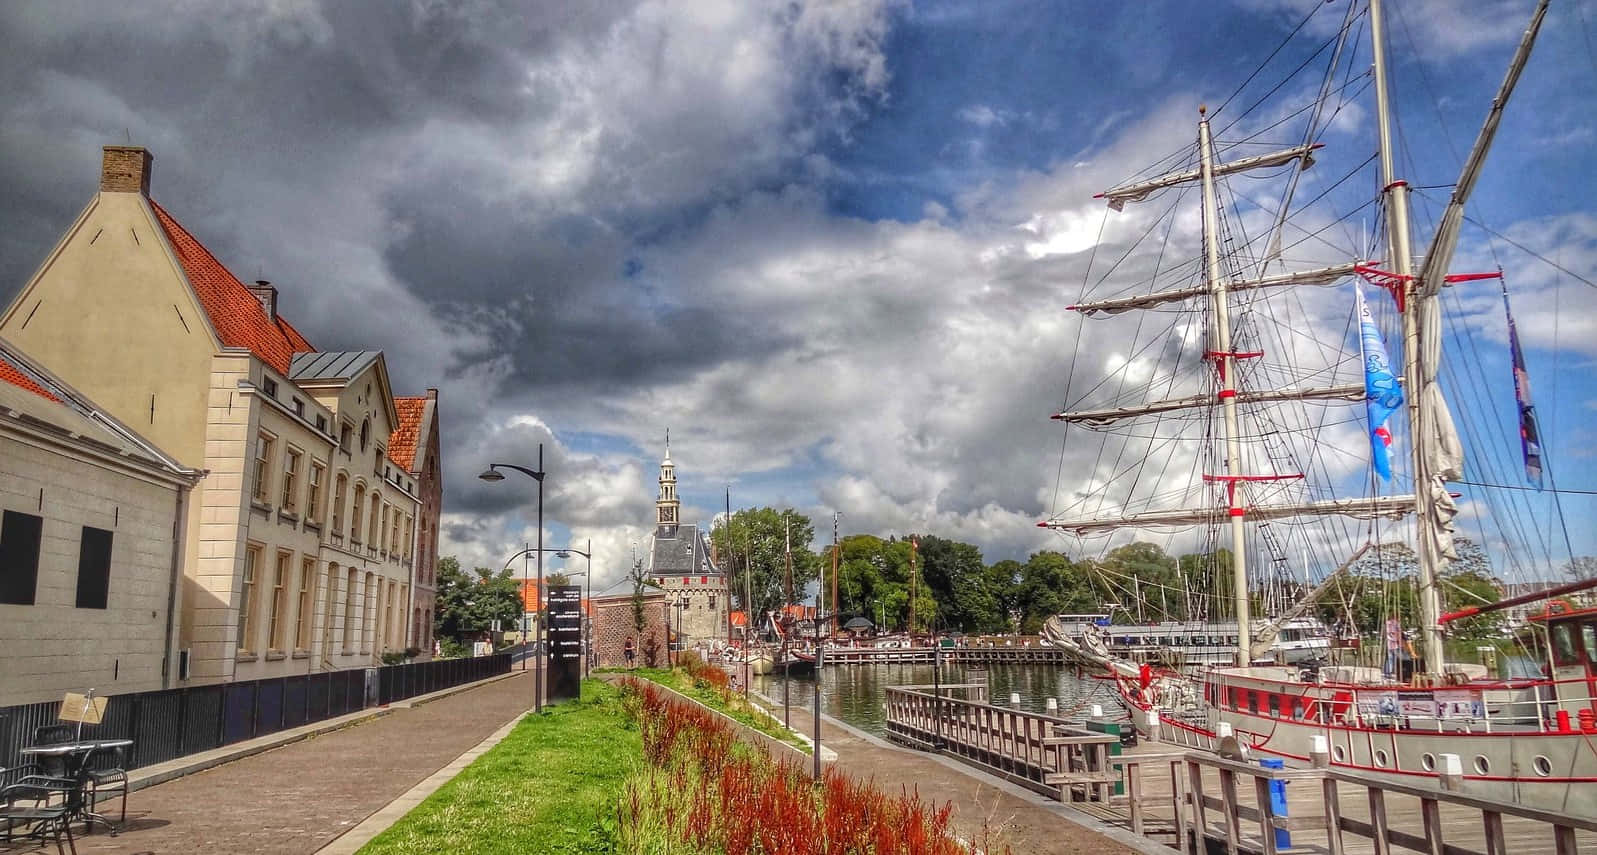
(389, 397), (427, 471)
(149, 201), (314, 373)
(0, 354), (58, 402)
(517, 580), (592, 614)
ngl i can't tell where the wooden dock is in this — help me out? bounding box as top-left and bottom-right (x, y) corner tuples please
(883, 684), (1597, 854)
(823, 646), (1067, 666)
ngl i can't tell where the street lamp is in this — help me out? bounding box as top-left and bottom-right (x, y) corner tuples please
(479, 446), (545, 712)
(502, 540), (594, 680)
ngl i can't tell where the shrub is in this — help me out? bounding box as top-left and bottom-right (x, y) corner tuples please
(617, 678), (987, 855)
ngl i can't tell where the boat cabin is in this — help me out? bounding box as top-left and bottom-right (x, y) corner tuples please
(1529, 600), (1597, 715)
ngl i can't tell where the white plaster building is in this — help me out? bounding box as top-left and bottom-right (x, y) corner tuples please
(0, 147), (437, 686)
(0, 338), (200, 705)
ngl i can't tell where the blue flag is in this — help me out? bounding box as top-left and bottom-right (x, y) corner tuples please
(1356, 284), (1403, 480)
(1504, 290), (1543, 490)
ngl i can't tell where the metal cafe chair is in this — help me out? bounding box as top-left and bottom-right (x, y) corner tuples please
(0, 770), (79, 855)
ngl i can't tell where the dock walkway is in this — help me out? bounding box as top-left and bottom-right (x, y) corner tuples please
(881, 683), (1597, 855)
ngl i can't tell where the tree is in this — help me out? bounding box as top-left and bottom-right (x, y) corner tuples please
(433, 556), (524, 641)
(630, 555), (648, 637)
(1015, 551), (1099, 633)
(711, 508), (819, 618)
(546, 572), (571, 587)
(915, 535), (994, 633)
(1565, 556), (1597, 581)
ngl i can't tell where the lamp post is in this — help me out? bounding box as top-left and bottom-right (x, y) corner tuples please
(479, 445), (545, 712)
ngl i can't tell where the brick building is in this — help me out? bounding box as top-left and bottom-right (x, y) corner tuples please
(645, 439), (728, 647)
(590, 590), (669, 668)
(388, 391), (440, 658)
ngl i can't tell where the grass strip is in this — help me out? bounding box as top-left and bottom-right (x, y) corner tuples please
(358, 679), (637, 855)
(623, 666), (810, 753)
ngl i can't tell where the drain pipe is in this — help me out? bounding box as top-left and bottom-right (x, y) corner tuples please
(162, 481), (190, 689)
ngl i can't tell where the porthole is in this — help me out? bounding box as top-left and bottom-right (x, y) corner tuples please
(1474, 755), (1490, 775)
(1421, 753), (1436, 771)
(1333, 745), (1346, 763)
(1374, 749), (1390, 768)
(1533, 755), (1552, 777)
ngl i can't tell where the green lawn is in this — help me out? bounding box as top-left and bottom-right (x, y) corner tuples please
(623, 667), (810, 753)
(358, 680), (638, 855)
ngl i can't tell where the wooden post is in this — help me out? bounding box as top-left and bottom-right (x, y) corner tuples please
(1554, 824), (1577, 855)
(1321, 775), (1344, 855)
(1481, 810), (1505, 855)
(1219, 767), (1241, 855)
(1188, 759), (1208, 850)
(1420, 797), (1443, 855)
(1171, 759), (1190, 855)
(1368, 787), (1391, 855)
(1127, 760), (1144, 835)
(1253, 774), (1279, 855)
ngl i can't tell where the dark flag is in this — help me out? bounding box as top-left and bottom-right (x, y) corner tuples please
(1504, 289), (1543, 490)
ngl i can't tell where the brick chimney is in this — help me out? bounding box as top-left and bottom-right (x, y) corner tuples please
(101, 146), (153, 195)
(247, 280), (278, 321)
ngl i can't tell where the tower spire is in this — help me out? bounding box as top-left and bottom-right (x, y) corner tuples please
(656, 434), (679, 535)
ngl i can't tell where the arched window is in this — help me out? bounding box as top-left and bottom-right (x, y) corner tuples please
(332, 473), (348, 534)
(351, 484), (366, 542)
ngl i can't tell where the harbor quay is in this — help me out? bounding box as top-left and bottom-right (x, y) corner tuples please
(15, 661), (1160, 855)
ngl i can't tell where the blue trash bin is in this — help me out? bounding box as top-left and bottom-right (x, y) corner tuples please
(1258, 758), (1290, 848)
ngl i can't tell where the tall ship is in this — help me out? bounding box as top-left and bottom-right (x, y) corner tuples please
(1036, 0), (1597, 815)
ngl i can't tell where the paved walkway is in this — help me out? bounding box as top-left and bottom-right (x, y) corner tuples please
(765, 699), (1147, 855)
(64, 670), (536, 855)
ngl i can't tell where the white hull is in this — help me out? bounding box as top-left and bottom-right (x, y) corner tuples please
(1133, 668), (1597, 817)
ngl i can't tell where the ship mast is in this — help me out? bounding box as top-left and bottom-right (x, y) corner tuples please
(1368, 0), (1444, 675)
(1197, 108), (1251, 667)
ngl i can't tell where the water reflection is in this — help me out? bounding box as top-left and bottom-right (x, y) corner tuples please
(752, 662), (1127, 736)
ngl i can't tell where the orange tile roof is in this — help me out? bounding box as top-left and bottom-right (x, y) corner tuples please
(0, 354), (58, 402)
(517, 579), (592, 614)
(389, 397), (427, 471)
(149, 201), (314, 373)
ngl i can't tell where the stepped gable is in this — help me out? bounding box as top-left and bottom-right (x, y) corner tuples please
(149, 200), (314, 373)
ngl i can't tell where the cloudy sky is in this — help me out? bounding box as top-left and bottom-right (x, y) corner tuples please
(1, 0), (1594, 590)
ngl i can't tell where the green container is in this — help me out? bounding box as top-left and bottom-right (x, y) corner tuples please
(1083, 720), (1125, 796)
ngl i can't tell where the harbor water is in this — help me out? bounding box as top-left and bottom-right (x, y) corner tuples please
(751, 661), (1125, 736)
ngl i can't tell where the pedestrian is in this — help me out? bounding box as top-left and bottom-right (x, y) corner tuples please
(624, 636), (636, 667)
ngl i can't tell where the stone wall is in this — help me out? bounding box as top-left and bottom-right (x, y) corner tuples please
(591, 591), (669, 668)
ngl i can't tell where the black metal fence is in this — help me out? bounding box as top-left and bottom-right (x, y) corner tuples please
(0, 653), (511, 773)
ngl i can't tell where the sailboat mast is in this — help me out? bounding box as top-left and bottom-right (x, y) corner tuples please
(1198, 108), (1251, 667)
(831, 511), (840, 640)
(1369, 0), (1444, 674)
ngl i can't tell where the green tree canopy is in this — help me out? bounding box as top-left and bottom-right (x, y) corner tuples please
(711, 507), (820, 618)
(433, 556), (525, 641)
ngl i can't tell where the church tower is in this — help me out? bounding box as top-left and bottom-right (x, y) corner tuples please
(655, 431), (679, 537)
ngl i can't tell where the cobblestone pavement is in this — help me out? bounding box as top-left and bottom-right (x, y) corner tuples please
(779, 706), (1141, 855)
(60, 670), (536, 855)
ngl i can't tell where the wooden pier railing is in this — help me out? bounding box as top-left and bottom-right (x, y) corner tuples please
(1108, 747), (1597, 855)
(883, 685), (1120, 802)
(883, 682), (1597, 854)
